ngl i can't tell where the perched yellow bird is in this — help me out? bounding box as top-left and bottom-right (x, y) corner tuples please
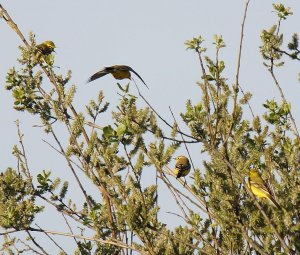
(174, 156), (191, 178)
(87, 65), (149, 89)
(36, 41), (56, 55)
(247, 169), (280, 209)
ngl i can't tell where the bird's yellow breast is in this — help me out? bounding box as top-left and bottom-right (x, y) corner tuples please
(174, 156), (191, 178)
(111, 70), (131, 80)
(248, 183), (271, 199)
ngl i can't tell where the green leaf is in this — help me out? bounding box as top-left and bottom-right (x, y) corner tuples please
(204, 75), (214, 81)
(116, 123), (127, 137)
(218, 60), (225, 73)
(117, 83), (125, 92)
(124, 83), (130, 93)
(103, 125), (116, 139)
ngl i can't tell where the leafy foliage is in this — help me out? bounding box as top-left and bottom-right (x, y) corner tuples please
(1, 2), (300, 255)
(0, 168), (43, 230)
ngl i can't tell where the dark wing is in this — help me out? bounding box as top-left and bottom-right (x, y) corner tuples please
(175, 163), (190, 178)
(126, 66), (149, 89)
(36, 44), (49, 55)
(176, 167), (183, 178)
(87, 68), (110, 83)
(249, 175), (274, 195)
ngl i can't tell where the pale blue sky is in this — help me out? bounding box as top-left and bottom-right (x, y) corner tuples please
(1, 1), (300, 253)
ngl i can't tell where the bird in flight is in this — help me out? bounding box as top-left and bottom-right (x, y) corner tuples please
(87, 65), (149, 89)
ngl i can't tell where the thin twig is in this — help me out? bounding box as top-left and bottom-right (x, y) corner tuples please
(15, 121), (33, 181)
(42, 139), (85, 172)
(163, 165), (219, 221)
(196, 50), (214, 140)
(160, 171), (190, 220)
(50, 128), (92, 208)
(237, 0), (254, 117)
(165, 211), (187, 222)
(118, 107), (198, 144)
(132, 80), (196, 141)
(36, 194), (92, 227)
(26, 230), (49, 255)
(268, 69), (300, 140)
(35, 224), (67, 254)
(27, 228), (147, 255)
(273, 47), (300, 61)
(226, 0), (253, 145)
(168, 106), (196, 171)
(17, 238), (45, 255)
(61, 214), (80, 247)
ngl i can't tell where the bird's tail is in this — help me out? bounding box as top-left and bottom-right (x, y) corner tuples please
(267, 196), (281, 209)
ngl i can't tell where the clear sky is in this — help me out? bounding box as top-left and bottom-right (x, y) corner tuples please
(1, 0), (300, 253)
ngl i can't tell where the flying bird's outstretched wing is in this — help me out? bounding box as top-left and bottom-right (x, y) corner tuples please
(87, 68), (110, 83)
(126, 66), (149, 89)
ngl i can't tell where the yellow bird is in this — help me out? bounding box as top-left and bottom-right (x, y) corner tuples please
(36, 41), (56, 55)
(247, 169), (280, 209)
(174, 156), (191, 178)
(87, 65), (149, 89)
